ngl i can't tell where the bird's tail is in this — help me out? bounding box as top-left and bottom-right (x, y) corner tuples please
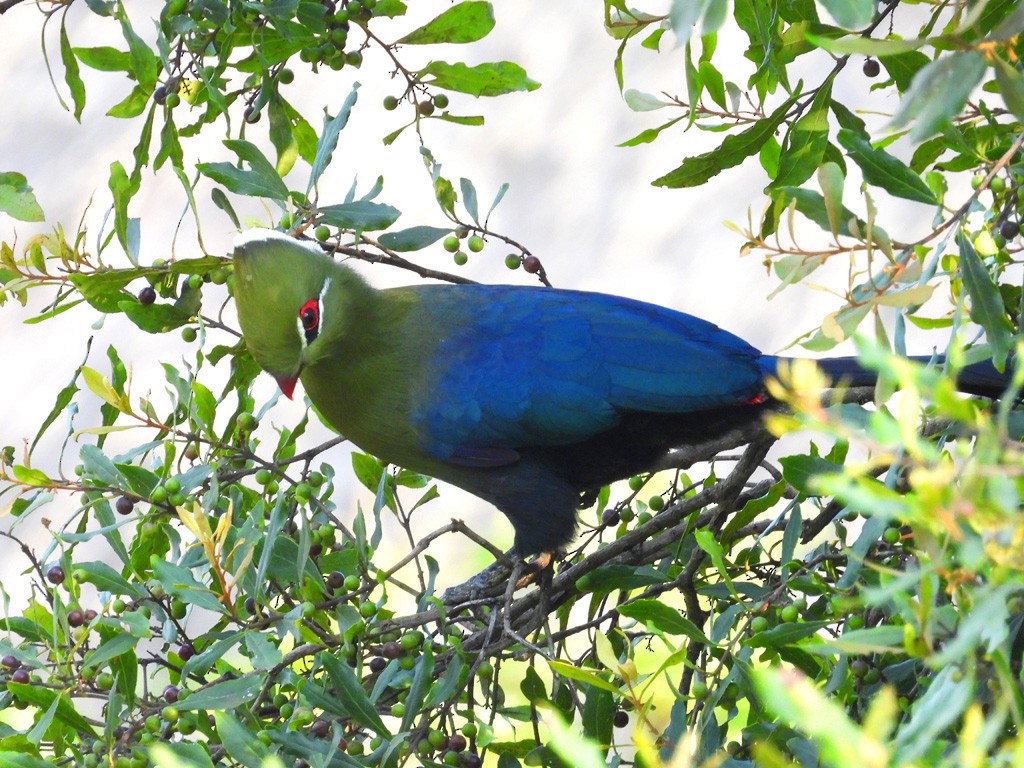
(769, 355), (1014, 399)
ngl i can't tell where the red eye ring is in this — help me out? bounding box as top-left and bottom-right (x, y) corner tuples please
(299, 299), (319, 332)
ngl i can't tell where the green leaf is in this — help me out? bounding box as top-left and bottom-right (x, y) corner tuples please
(958, 232), (1013, 369)
(177, 676), (262, 711)
(377, 225), (451, 251)
(118, 299), (192, 333)
(197, 140), (290, 201)
(6, 684), (97, 737)
(653, 93), (798, 187)
(399, 1), (495, 44)
(0, 172), (45, 222)
(308, 84), (360, 192)
(11, 465), (51, 487)
(72, 561), (139, 595)
(107, 161), (137, 253)
(147, 743), (215, 768)
(60, 15), (86, 121)
(31, 379), (77, 453)
(773, 76), (833, 187)
(891, 52), (987, 140)
(878, 50), (931, 92)
(321, 653), (390, 734)
(83, 633), (137, 671)
(546, 660), (620, 694)
(118, 11), (158, 89)
(418, 61), (540, 97)
(618, 599), (710, 643)
(780, 455), (843, 496)
(994, 57), (1024, 122)
(818, 0), (874, 28)
(748, 620), (834, 648)
(836, 129), (936, 203)
(807, 625), (904, 655)
(581, 685), (614, 755)
(214, 711), (274, 768)
(73, 45), (130, 71)
(316, 201), (401, 231)
(0, 753), (52, 768)
(106, 83), (150, 118)
(576, 564), (669, 594)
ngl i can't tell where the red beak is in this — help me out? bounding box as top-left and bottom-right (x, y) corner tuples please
(275, 374), (299, 399)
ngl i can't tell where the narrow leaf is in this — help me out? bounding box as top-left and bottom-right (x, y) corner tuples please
(837, 129), (936, 203)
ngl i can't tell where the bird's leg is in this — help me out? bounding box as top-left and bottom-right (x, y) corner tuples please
(513, 551), (553, 589)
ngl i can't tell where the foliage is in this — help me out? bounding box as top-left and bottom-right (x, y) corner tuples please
(0, 1), (1023, 767)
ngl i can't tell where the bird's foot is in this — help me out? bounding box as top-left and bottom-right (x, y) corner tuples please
(441, 551), (554, 604)
(513, 551), (553, 589)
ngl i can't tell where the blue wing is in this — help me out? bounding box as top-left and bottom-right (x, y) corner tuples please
(409, 285), (769, 465)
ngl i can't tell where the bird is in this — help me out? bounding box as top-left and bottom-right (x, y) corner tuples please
(231, 229), (1010, 557)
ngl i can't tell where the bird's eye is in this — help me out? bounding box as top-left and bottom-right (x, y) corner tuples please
(299, 298), (320, 344)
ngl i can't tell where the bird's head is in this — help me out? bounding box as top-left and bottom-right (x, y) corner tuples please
(232, 229), (362, 398)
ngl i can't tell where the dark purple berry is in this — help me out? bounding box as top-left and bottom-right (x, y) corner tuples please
(10, 669), (30, 685)
(177, 643), (196, 661)
(523, 256), (541, 274)
(67, 609), (85, 627)
(138, 286), (157, 306)
(309, 719), (331, 739)
(369, 656), (386, 673)
(862, 59), (880, 78)
(1, 656), (18, 669)
(163, 685), (179, 703)
(46, 566), (65, 585)
(115, 496), (135, 516)
(1000, 220), (1020, 240)
(381, 641), (402, 659)
(613, 710), (629, 728)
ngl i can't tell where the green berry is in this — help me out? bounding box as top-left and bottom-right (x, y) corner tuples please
(164, 92), (181, 108)
(180, 327), (197, 343)
(443, 235), (460, 253)
(460, 722), (478, 738)
(432, 93), (449, 109)
(344, 574), (360, 591)
(467, 235), (484, 252)
(628, 475), (644, 491)
(278, 68), (295, 84)
(187, 274), (203, 290)
(399, 631), (424, 650)
(504, 254), (521, 270)
(883, 527), (901, 544)
(345, 50), (363, 67)
(164, 477), (182, 495)
(780, 604), (800, 623)
(237, 412), (257, 431)
(990, 176), (1006, 193)
(294, 482), (312, 502)
(476, 661), (493, 680)
(971, 174), (985, 190)
(648, 495), (665, 511)
(383, 95), (399, 110)
(390, 702), (405, 718)
(453, 251), (468, 266)
(314, 225), (331, 241)
(255, 468), (273, 485)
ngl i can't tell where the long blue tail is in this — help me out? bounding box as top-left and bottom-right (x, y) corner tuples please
(766, 355), (1013, 399)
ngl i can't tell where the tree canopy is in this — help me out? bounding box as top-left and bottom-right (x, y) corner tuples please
(1, 1), (1024, 767)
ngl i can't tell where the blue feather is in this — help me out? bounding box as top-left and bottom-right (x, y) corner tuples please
(408, 285), (767, 461)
